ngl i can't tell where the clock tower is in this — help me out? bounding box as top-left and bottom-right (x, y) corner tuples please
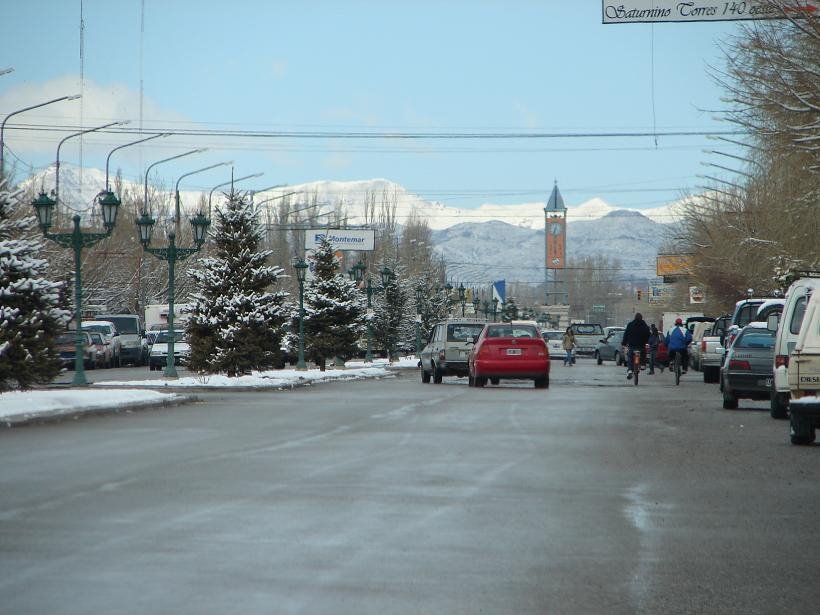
(544, 180), (568, 310)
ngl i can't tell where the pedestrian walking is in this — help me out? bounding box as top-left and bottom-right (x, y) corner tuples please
(562, 327), (576, 367)
(648, 323), (664, 375)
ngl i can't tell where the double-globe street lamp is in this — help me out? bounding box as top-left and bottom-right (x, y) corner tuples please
(136, 150), (211, 378)
(379, 265), (396, 361)
(347, 261), (373, 363)
(31, 122), (128, 386)
(293, 258), (309, 370)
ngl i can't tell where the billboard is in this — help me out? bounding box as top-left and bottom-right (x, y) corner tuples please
(649, 282), (674, 304)
(656, 254), (694, 277)
(305, 228), (375, 252)
(546, 215), (566, 270)
(689, 286), (706, 304)
(602, 1), (818, 23)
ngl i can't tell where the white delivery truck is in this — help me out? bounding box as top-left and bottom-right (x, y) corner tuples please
(785, 286), (819, 444)
(144, 303), (191, 333)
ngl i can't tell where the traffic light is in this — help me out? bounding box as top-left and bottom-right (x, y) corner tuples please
(636, 290), (643, 301)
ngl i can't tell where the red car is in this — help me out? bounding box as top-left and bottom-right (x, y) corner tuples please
(468, 321), (550, 388)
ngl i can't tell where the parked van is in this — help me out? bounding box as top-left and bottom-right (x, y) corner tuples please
(786, 288), (819, 445)
(768, 275), (819, 419)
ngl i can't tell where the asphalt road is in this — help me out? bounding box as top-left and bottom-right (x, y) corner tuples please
(1, 359), (817, 614)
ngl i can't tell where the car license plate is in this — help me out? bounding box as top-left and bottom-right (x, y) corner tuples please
(758, 378), (772, 387)
(506, 348), (522, 356)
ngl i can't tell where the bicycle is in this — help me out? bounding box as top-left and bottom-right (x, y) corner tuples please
(672, 351), (682, 386)
(628, 346), (641, 386)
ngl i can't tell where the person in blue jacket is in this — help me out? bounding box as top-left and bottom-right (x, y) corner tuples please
(665, 318), (693, 374)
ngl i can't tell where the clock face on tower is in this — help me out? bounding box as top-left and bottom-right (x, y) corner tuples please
(549, 222), (563, 236)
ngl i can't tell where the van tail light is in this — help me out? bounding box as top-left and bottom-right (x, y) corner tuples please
(775, 355), (789, 368)
(701, 340), (707, 352)
(729, 359), (751, 370)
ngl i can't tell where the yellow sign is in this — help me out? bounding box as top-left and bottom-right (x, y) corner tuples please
(656, 254), (693, 277)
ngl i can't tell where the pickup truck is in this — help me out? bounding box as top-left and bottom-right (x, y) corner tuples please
(569, 323), (604, 356)
(700, 315), (730, 383)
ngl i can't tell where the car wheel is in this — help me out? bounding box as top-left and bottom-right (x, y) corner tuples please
(790, 410), (816, 445)
(433, 364), (443, 384)
(421, 369), (431, 383)
(475, 376), (486, 388)
(770, 392), (789, 419)
(534, 375), (549, 389)
(595, 352), (603, 366)
(722, 389), (738, 410)
(490, 378), (500, 385)
(467, 374), (474, 387)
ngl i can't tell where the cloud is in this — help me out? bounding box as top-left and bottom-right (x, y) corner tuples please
(270, 60), (288, 79)
(0, 75), (190, 157)
(512, 101), (539, 129)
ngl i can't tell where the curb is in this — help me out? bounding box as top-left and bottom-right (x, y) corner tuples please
(1, 393), (198, 428)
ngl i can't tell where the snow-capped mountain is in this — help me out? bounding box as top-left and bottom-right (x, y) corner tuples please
(20, 164), (684, 229)
(434, 209), (669, 284)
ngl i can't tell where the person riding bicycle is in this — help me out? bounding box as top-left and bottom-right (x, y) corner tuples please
(621, 312), (650, 380)
(665, 318), (693, 374)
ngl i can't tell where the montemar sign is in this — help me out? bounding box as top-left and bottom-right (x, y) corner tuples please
(602, 1), (817, 23)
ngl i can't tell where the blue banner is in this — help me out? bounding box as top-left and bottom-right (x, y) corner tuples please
(492, 280), (506, 305)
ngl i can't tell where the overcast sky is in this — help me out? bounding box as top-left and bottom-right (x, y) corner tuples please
(1, 1), (743, 211)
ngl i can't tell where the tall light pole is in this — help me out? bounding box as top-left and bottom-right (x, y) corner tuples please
(208, 172), (264, 216)
(293, 258), (309, 370)
(492, 297), (499, 322)
(136, 210), (210, 378)
(31, 179), (121, 386)
(472, 295), (480, 317)
(1, 93), (81, 180)
(174, 160), (232, 228)
(458, 283), (466, 317)
(143, 148), (206, 213)
(104, 132), (168, 192)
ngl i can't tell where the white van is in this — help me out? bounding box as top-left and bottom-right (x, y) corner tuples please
(786, 288), (819, 444)
(769, 275), (818, 419)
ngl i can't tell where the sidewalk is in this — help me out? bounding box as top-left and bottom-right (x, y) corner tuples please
(1, 357), (419, 427)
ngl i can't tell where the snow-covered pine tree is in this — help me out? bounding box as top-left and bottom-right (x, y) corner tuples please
(298, 237), (366, 368)
(413, 271), (451, 342)
(185, 190), (290, 376)
(0, 184), (71, 391)
(370, 260), (409, 360)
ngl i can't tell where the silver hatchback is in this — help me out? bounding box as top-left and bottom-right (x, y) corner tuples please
(720, 322), (776, 409)
(420, 319), (487, 383)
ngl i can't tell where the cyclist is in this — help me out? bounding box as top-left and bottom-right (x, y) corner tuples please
(665, 318), (693, 374)
(621, 312), (650, 380)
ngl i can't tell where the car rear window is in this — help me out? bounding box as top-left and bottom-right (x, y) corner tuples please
(155, 331), (186, 343)
(57, 333), (75, 344)
(99, 316), (139, 334)
(447, 324), (485, 342)
(789, 296), (808, 335)
(487, 325), (539, 339)
(82, 324), (111, 334)
(542, 331), (562, 340)
(735, 329), (775, 349)
(570, 324), (603, 335)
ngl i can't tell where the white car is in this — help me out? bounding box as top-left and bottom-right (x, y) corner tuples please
(148, 330), (190, 370)
(541, 330), (564, 359)
(81, 320), (122, 367)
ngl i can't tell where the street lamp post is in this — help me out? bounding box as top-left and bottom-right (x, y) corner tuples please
(31, 122), (126, 386)
(293, 258), (309, 370)
(136, 211), (210, 378)
(143, 148), (206, 212)
(472, 295), (480, 317)
(207, 172), (264, 216)
(174, 160), (233, 229)
(104, 132), (168, 192)
(347, 261), (373, 363)
(380, 266), (395, 361)
(492, 297), (499, 322)
(1, 93), (81, 180)
(482, 300), (490, 320)
(32, 190), (120, 387)
(415, 285), (424, 357)
(458, 283), (466, 317)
